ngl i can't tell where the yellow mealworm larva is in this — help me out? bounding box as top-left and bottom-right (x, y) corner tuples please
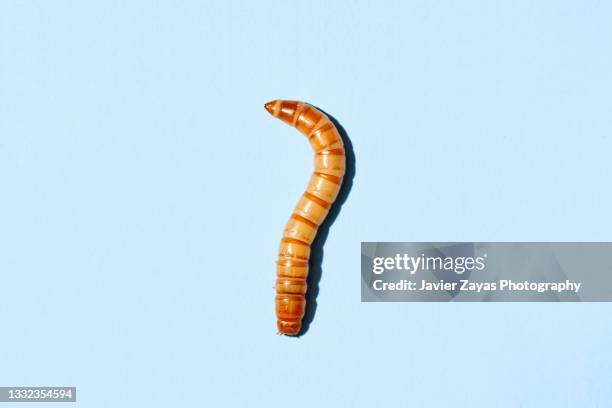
(265, 100), (346, 336)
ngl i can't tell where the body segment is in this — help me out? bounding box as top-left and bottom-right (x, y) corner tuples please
(265, 100), (346, 335)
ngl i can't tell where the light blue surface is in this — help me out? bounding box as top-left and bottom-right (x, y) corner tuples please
(1, 1), (611, 406)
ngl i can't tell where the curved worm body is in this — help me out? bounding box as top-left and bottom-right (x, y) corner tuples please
(265, 100), (346, 336)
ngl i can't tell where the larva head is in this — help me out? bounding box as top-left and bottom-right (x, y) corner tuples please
(278, 320), (301, 336)
(265, 99), (303, 127)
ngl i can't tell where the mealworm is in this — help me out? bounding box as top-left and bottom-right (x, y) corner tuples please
(265, 100), (346, 336)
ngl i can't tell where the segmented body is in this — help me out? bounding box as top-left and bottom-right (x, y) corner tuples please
(265, 100), (346, 336)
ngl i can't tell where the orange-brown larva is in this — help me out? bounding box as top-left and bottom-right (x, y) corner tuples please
(265, 100), (346, 336)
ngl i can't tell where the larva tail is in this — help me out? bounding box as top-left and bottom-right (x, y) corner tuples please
(266, 99), (346, 336)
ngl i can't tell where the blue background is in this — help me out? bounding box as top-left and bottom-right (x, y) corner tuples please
(1, 1), (611, 406)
